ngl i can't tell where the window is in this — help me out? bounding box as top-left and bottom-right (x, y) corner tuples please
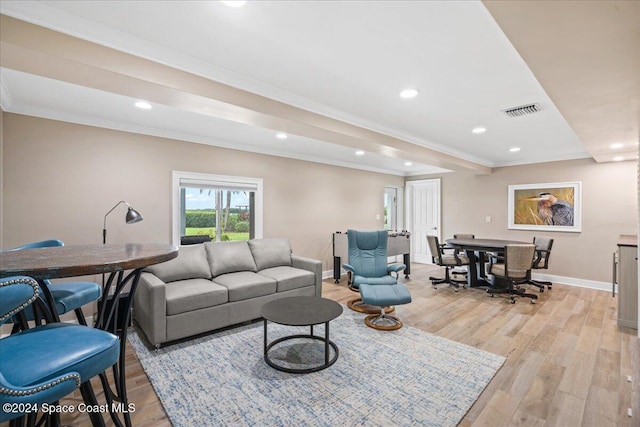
(172, 171), (263, 245)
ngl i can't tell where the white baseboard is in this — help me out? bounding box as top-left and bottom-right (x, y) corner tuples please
(531, 272), (615, 293)
(322, 268), (340, 280)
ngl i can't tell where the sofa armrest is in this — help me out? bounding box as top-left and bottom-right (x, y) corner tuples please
(291, 255), (323, 297)
(133, 272), (167, 347)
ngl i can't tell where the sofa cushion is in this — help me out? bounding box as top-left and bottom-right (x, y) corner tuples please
(258, 266), (315, 293)
(212, 271), (276, 302)
(165, 279), (228, 316)
(205, 241), (257, 277)
(247, 238), (292, 271)
(145, 244), (211, 283)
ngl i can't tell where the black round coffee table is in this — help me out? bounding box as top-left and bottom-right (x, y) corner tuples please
(261, 296), (343, 374)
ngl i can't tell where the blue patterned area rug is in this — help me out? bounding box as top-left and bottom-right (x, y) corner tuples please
(128, 307), (505, 427)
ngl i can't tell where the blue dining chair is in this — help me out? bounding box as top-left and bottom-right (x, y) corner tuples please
(0, 276), (120, 425)
(8, 239), (102, 326)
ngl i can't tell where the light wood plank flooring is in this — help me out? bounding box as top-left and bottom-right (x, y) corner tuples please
(33, 263), (640, 426)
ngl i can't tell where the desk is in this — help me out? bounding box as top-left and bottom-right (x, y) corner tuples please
(0, 243), (178, 427)
(445, 238), (529, 288)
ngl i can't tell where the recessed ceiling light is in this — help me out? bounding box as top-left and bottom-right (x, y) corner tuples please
(509, 147), (521, 152)
(276, 132), (288, 140)
(404, 161), (413, 166)
(613, 156), (624, 161)
(610, 143), (624, 149)
(221, 1), (246, 7)
(472, 127), (486, 134)
(399, 89), (419, 99)
(134, 101), (152, 110)
(355, 150), (365, 156)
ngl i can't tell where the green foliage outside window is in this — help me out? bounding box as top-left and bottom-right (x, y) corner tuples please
(185, 210), (216, 228)
(235, 221), (250, 232)
(184, 209), (249, 241)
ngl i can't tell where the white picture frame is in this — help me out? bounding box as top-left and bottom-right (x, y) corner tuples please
(508, 181), (582, 232)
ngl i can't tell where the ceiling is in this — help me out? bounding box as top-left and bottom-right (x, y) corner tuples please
(0, 1), (637, 176)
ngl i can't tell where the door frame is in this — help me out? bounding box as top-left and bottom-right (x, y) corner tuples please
(384, 185), (404, 231)
(384, 185), (404, 263)
(405, 178), (441, 263)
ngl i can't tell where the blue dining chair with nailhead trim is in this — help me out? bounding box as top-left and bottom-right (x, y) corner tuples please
(8, 239), (102, 326)
(0, 276), (120, 425)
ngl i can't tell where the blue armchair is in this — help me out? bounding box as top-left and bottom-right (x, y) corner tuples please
(342, 230), (411, 330)
(8, 239), (102, 326)
(0, 276), (119, 424)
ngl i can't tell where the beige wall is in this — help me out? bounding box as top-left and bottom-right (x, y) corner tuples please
(410, 158), (638, 283)
(1, 113), (403, 273)
(3, 112), (637, 287)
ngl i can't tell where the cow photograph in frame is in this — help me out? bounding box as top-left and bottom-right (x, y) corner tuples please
(508, 181), (582, 232)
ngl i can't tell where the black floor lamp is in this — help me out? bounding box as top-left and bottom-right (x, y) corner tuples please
(102, 200), (144, 245)
(101, 200), (143, 326)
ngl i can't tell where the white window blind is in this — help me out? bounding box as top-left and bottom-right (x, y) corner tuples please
(179, 178), (258, 192)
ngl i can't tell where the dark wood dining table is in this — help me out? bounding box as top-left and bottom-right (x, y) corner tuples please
(0, 243), (178, 427)
(445, 238), (530, 288)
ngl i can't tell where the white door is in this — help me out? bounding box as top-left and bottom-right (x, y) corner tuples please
(406, 179), (441, 264)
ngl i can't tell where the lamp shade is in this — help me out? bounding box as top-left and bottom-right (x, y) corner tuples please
(103, 200), (144, 244)
(126, 207), (143, 224)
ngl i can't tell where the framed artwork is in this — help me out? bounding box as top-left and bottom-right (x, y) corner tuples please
(508, 181), (582, 232)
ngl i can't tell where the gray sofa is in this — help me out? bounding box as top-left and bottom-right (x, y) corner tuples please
(133, 238), (322, 347)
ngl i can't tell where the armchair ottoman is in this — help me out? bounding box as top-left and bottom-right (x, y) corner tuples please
(360, 282), (412, 330)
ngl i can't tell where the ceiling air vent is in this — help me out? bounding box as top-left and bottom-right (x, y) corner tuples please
(502, 103), (541, 118)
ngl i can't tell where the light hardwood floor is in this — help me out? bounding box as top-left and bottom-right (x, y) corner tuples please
(46, 263), (640, 426)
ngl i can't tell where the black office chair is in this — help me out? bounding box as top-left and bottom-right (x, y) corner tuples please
(426, 235), (469, 291)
